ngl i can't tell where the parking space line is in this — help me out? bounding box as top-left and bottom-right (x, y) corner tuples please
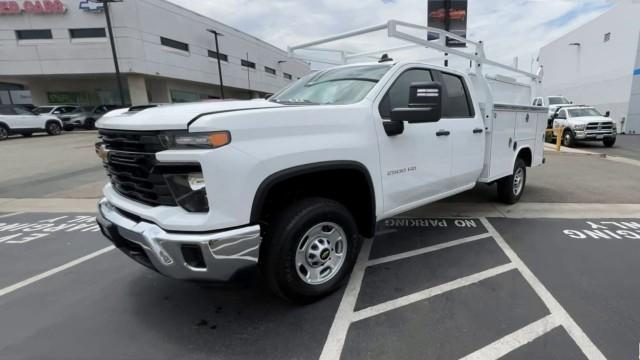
(460, 314), (561, 360)
(0, 211), (24, 219)
(480, 218), (606, 360)
(366, 233), (491, 267)
(319, 237), (373, 360)
(0, 245), (115, 298)
(351, 263), (516, 322)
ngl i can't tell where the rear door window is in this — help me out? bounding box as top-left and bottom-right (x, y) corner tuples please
(440, 72), (473, 118)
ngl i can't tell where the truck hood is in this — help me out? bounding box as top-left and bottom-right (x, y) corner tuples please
(96, 100), (282, 131)
(569, 116), (613, 125)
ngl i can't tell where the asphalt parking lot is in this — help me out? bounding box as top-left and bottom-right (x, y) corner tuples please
(1, 134), (640, 359)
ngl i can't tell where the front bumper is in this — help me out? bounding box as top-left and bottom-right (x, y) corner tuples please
(96, 199), (261, 282)
(575, 130), (616, 141)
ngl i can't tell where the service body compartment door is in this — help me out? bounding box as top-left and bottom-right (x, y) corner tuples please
(483, 109), (516, 181)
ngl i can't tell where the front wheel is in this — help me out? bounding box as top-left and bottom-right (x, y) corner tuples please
(84, 119), (95, 130)
(260, 198), (360, 304)
(497, 158), (527, 204)
(562, 130), (575, 147)
(46, 122), (62, 136)
(603, 137), (616, 147)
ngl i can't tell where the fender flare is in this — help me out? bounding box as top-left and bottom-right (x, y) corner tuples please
(250, 160), (377, 235)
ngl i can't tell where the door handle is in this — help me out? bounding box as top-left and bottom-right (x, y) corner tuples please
(436, 130), (451, 137)
(473, 128), (484, 134)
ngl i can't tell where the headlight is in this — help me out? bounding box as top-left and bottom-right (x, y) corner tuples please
(164, 172), (209, 212)
(574, 124), (586, 131)
(160, 131), (231, 149)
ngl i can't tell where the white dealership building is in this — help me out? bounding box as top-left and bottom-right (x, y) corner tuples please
(0, 0), (310, 106)
(538, 0), (640, 134)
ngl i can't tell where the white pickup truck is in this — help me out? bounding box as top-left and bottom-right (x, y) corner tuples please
(96, 21), (547, 303)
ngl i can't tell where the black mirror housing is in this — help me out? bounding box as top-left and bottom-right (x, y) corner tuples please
(390, 82), (442, 123)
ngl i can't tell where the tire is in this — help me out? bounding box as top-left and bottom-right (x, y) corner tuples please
(260, 197), (360, 304)
(562, 130), (575, 147)
(0, 126), (8, 141)
(497, 158), (527, 204)
(22, 133), (33, 137)
(603, 137), (616, 147)
(84, 119), (95, 130)
(46, 122), (62, 136)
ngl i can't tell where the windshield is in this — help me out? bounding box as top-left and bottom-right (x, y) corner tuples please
(270, 65), (392, 105)
(33, 107), (53, 114)
(568, 108), (602, 117)
(548, 97), (570, 105)
(72, 106), (94, 113)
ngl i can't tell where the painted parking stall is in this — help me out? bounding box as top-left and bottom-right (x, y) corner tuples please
(491, 218), (640, 360)
(0, 213), (109, 288)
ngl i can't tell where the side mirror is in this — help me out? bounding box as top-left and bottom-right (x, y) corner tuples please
(390, 82), (442, 124)
(53, 110), (62, 114)
(605, 111), (611, 117)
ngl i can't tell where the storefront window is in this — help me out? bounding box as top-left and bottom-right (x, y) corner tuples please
(170, 89), (210, 103)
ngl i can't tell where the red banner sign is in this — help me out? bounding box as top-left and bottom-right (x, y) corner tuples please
(0, 0), (66, 15)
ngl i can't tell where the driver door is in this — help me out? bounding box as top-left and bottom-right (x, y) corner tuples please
(374, 67), (453, 216)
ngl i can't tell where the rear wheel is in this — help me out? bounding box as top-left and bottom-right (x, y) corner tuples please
(497, 158), (527, 204)
(0, 126), (8, 141)
(84, 118), (96, 130)
(260, 197), (360, 304)
(603, 137), (616, 147)
(46, 122), (62, 136)
(562, 130), (575, 147)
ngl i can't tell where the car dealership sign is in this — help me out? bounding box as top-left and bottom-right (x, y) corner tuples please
(0, 0), (66, 15)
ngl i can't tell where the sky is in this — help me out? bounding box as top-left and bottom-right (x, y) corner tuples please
(167, 0), (616, 72)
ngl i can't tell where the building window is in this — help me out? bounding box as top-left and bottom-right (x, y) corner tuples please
(208, 50), (228, 62)
(604, 32), (611, 42)
(265, 66), (276, 75)
(283, 73), (293, 80)
(241, 59), (256, 69)
(69, 28), (106, 39)
(16, 29), (53, 40)
(161, 37), (189, 52)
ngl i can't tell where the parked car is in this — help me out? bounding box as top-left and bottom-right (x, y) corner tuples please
(550, 106), (616, 147)
(33, 105), (79, 130)
(0, 105), (64, 140)
(59, 105), (123, 130)
(532, 95), (572, 120)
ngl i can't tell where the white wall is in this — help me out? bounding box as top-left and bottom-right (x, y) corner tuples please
(628, 33), (640, 134)
(538, 0), (640, 132)
(0, 0), (309, 95)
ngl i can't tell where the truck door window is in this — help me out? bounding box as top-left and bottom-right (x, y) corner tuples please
(557, 110), (567, 119)
(441, 72), (473, 118)
(378, 68), (433, 119)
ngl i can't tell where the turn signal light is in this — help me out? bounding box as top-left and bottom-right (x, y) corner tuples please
(208, 131), (231, 148)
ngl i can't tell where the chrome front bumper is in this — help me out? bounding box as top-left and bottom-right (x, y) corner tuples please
(96, 199), (261, 282)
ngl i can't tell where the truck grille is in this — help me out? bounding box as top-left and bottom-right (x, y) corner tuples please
(99, 130), (179, 207)
(586, 122), (613, 131)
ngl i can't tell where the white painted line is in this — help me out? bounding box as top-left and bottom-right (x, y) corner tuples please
(0, 246), (115, 298)
(367, 233), (491, 267)
(0, 211), (24, 219)
(352, 263), (516, 322)
(480, 218), (606, 360)
(460, 314), (561, 360)
(319, 237), (373, 360)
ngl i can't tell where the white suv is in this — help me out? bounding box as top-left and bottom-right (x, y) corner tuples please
(0, 105), (64, 140)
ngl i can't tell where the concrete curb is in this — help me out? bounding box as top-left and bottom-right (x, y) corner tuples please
(2, 198), (637, 219)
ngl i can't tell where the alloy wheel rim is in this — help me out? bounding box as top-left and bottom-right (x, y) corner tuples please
(295, 222), (347, 285)
(49, 124), (61, 135)
(0, 128), (7, 139)
(513, 167), (524, 196)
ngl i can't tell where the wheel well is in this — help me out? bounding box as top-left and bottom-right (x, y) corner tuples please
(45, 119), (60, 127)
(518, 147), (532, 167)
(251, 162), (376, 238)
(0, 122), (8, 130)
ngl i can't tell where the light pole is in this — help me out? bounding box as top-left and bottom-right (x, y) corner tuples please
(90, 0), (126, 106)
(206, 29), (225, 99)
